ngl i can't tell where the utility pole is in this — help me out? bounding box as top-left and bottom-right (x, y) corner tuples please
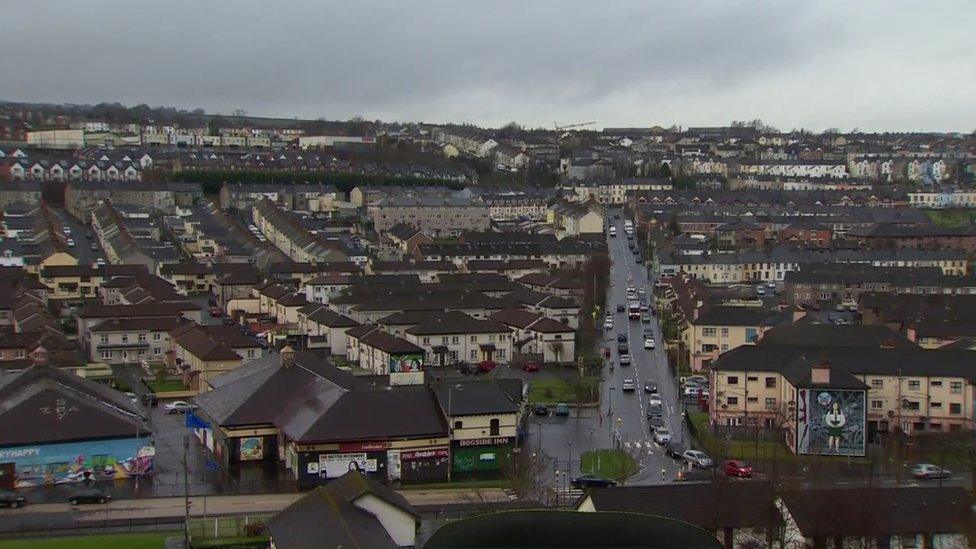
(183, 436), (190, 549)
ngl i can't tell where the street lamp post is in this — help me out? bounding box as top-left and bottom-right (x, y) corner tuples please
(447, 384), (463, 483)
(568, 441), (573, 476)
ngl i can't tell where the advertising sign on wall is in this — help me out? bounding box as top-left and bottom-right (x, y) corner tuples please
(318, 452), (378, 479)
(239, 437), (264, 461)
(389, 353), (423, 373)
(796, 389), (866, 456)
(2, 437), (154, 489)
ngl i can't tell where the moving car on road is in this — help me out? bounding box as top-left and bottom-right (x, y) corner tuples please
(0, 491), (26, 508)
(723, 460), (753, 478)
(533, 404), (549, 416)
(164, 400), (196, 414)
(912, 463), (951, 479)
(616, 304), (625, 312)
(619, 354), (631, 366)
(622, 379), (635, 391)
(643, 381), (657, 393)
(647, 394), (662, 406)
(653, 426), (672, 444)
(643, 338), (655, 349)
(682, 450), (713, 468)
(69, 488), (111, 505)
(646, 403), (663, 418)
(617, 333), (628, 343)
(571, 475), (617, 489)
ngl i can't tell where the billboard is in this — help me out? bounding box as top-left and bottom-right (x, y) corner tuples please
(0, 437), (154, 489)
(389, 352), (423, 373)
(317, 452), (378, 479)
(796, 389), (866, 456)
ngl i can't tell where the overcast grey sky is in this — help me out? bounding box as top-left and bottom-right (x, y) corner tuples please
(2, 1), (973, 132)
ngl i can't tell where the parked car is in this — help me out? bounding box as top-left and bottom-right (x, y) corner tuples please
(723, 460), (753, 478)
(68, 488), (111, 505)
(141, 392), (158, 406)
(554, 403), (570, 416)
(644, 338), (655, 349)
(522, 361), (540, 372)
(653, 426), (672, 444)
(533, 404), (549, 416)
(643, 381), (657, 393)
(570, 475), (617, 489)
(477, 360), (496, 373)
(622, 379), (635, 391)
(164, 401), (196, 414)
(459, 363), (477, 375)
(0, 491), (26, 508)
(687, 375), (708, 385)
(682, 450), (713, 468)
(663, 443), (685, 460)
(912, 463), (951, 479)
(683, 386), (701, 398)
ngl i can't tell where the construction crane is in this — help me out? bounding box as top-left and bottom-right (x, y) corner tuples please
(554, 121), (597, 132)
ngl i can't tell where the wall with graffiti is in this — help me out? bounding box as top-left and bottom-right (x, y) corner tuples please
(796, 389), (866, 457)
(0, 436), (154, 489)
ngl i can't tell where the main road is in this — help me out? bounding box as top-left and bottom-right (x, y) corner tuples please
(522, 209), (686, 494)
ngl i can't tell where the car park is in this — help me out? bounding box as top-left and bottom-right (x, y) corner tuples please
(68, 488), (111, 505)
(622, 379), (635, 391)
(0, 491), (26, 508)
(554, 403), (570, 416)
(912, 463), (951, 479)
(164, 400), (196, 414)
(571, 475), (617, 489)
(643, 338), (655, 349)
(682, 450), (713, 468)
(533, 404), (549, 416)
(653, 426), (672, 444)
(723, 460), (753, 478)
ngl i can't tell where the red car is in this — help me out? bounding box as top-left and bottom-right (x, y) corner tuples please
(723, 460), (753, 478)
(521, 361), (540, 372)
(209, 306), (222, 317)
(478, 360), (496, 373)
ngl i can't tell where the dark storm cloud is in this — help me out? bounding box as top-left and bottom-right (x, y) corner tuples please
(1, 1), (973, 131)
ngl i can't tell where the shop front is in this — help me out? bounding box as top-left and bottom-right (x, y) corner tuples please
(293, 440), (450, 488)
(451, 436), (514, 478)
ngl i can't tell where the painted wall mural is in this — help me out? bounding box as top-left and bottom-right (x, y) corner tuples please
(0, 436), (154, 489)
(796, 389), (866, 457)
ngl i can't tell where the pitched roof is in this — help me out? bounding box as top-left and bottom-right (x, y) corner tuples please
(431, 380), (522, 416)
(759, 324), (919, 349)
(405, 313), (511, 336)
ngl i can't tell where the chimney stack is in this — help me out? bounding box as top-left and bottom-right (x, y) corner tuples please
(280, 345), (296, 368)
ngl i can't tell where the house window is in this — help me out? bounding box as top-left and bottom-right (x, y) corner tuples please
(121, 334), (129, 343)
(931, 402), (942, 408)
(153, 347), (161, 355)
(100, 335), (109, 343)
(153, 333), (161, 341)
(931, 380), (942, 387)
(702, 327), (717, 337)
(908, 380), (920, 391)
(950, 403), (962, 414)
(451, 336), (459, 344)
(470, 349), (478, 360)
(453, 420), (463, 430)
(100, 350), (112, 360)
(902, 400), (920, 411)
(764, 397), (776, 409)
(14, 349), (25, 359)
(470, 335), (477, 343)
(441, 336), (449, 344)
(727, 376), (739, 385)
(871, 400), (883, 409)
(721, 327), (729, 337)
(950, 382), (963, 394)
(138, 333), (147, 342)
(247, 349), (256, 359)
(745, 328), (758, 341)
(726, 397), (738, 405)
(423, 337), (430, 345)
(497, 348), (506, 358)
(489, 418), (500, 436)
(138, 349), (146, 356)
(871, 379), (883, 388)
(765, 377), (776, 388)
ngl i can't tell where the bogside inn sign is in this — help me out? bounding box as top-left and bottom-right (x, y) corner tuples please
(457, 436), (513, 447)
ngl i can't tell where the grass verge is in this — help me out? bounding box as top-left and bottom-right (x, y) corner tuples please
(580, 449), (637, 480)
(527, 376), (599, 405)
(148, 378), (187, 392)
(0, 533), (176, 549)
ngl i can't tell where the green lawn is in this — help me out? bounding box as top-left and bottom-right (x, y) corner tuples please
(148, 378), (187, 392)
(1, 533), (176, 549)
(922, 208), (976, 227)
(580, 449), (637, 480)
(526, 377), (599, 405)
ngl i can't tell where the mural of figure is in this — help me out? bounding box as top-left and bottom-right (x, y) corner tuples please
(824, 401), (846, 453)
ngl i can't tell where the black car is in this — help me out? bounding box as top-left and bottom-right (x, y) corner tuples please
(663, 443), (685, 460)
(570, 475), (617, 489)
(85, 232), (93, 239)
(141, 392), (158, 406)
(0, 491), (26, 508)
(69, 488), (111, 505)
(616, 333), (627, 343)
(616, 304), (625, 312)
(533, 404), (549, 416)
(643, 381), (657, 393)
(648, 417), (666, 431)
(616, 343), (628, 355)
(646, 404), (663, 419)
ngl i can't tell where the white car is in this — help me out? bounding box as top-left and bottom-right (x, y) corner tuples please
(96, 258), (107, 266)
(64, 227), (72, 235)
(683, 386), (700, 398)
(622, 379), (635, 391)
(604, 319), (614, 330)
(682, 450), (713, 468)
(619, 354), (631, 366)
(653, 426), (672, 444)
(164, 401), (196, 414)
(647, 394), (662, 406)
(66, 238), (75, 247)
(912, 463), (951, 479)
(644, 338), (655, 349)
